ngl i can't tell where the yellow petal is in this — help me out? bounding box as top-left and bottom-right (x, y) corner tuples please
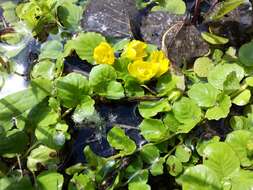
(93, 42), (115, 65)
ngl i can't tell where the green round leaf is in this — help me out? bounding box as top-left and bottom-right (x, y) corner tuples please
(39, 40), (63, 60)
(166, 155), (183, 176)
(172, 97), (201, 124)
(152, 0), (186, 15)
(106, 81), (125, 99)
(175, 145), (192, 163)
(205, 94), (231, 120)
(193, 57), (214, 77)
(232, 89), (251, 106)
(245, 77), (253, 87)
(203, 142), (240, 179)
(31, 60), (55, 80)
(229, 170), (253, 190)
(140, 144), (160, 164)
(139, 119), (169, 142)
(188, 83), (220, 107)
(239, 41), (253, 66)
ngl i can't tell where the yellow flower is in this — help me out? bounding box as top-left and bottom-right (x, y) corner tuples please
(93, 42), (115, 65)
(150, 50), (170, 77)
(122, 40), (147, 60)
(128, 60), (158, 82)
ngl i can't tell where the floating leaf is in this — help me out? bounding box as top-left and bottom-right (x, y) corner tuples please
(138, 99), (171, 118)
(205, 94), (231, 120)
(201, 32), (229, 45)
(188, 83), (220, 107)
(203, 142), (240, 179)
(107, 127), (136, 156)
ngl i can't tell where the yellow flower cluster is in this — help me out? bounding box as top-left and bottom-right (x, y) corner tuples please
(125, 40), (170, 82)
(93, 40), (170, 82)
(93, 42), (115, 65)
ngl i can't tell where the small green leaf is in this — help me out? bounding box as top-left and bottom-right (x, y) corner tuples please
(205, 94), (231, 120)
(223, 72), (240, 94)
(239, 41), (253, 67)
(140, 144), (160, 164)
(56, 72), (89, 108)
(107, 127), (136, 156)
(203, 142), (240, 179)
(232, 89), (251, 106)
(68, 173), (95, 190)
(152, 0), (186, 15)
(150, 158), (164, 176)
(37, 171), (63, 190)
(138, 99), (171, 118)
(175, 145), (192, 163)
(166, 155), (183, 176)
(201, 32), (229, 45)
(106, 81), (125, 99)
(128, 182), (151, 190)
(156, 74), (177, 96)
(139, 119), (169, 142)
(178, 165), (221, 190)
(188, 83), (220, 107)
(229, 170), (253, 190)
(63, 32), (106, 63)
(39, 40), (63, 60)
(245, 77), (253, 87)
(72, 96), (95, 123)
(196, 136), (220, 157)
(27, 145), (59, 172)
(57, 2), (82, 30)
(172, 97), (201, 124)
(89, 64), (117, 94)
(193, 57), (214, 77)
(31, 60), (55, 80)
(208, 63), (245, 90)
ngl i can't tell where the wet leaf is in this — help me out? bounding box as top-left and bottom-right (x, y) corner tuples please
(37, 171), (63, 190)
(107, 127), (136, 156)
(232, 89), (251, 106)
(205, 94), (231, 120)
(203, 142), (240, 179)
(188, 83), (220, 107)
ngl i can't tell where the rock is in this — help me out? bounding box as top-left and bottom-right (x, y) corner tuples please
(81, 0), (137, 38)
(140, 11), (184, 47)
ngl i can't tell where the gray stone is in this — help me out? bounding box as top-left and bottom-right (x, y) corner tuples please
(81, 0), (137, 38)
